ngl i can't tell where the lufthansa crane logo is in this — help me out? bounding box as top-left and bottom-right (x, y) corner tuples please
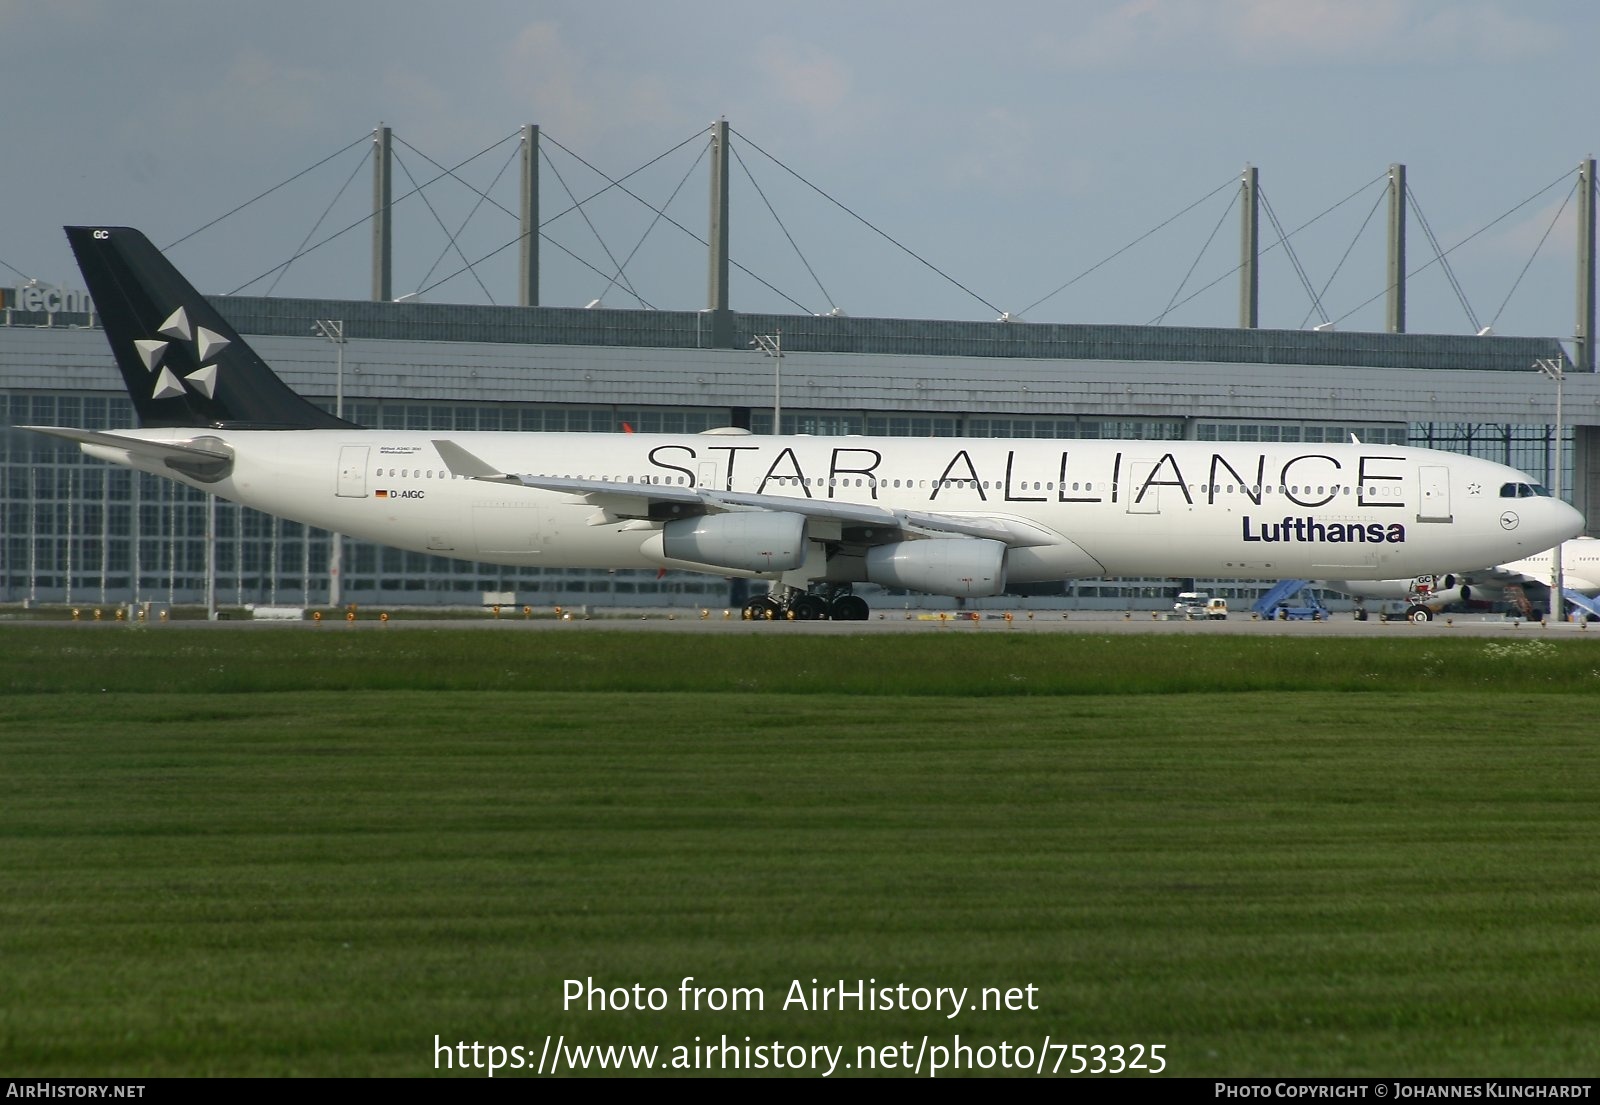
(1500, 511), (1519, 531)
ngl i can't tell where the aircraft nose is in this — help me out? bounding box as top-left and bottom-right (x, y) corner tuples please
(1548, 499), (1586, 543)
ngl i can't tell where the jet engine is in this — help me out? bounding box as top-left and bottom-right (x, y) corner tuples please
(659, 511), (808, 573)
(1408, 573), (1472, 609)
(865, 538), (1007, 597)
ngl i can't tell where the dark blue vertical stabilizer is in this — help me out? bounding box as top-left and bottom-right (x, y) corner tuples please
(65, 226), (356, 429)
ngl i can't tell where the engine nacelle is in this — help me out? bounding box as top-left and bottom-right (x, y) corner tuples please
(865, 539), (1007, 597)
(659, 511), (807, 573)
(1421, 586), (1472, 608)
(1408, 574), (1471, 609)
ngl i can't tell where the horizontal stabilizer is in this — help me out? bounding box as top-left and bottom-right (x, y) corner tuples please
(27, 423), (222, 453)
(24, 426), (234, 482)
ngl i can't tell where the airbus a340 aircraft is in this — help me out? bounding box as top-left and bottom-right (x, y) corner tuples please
(25, 226), (1586, 620)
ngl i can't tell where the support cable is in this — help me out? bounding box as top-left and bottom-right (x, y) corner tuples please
(427, 224), (666, 301)
(408, 139), (522, 294)
(1156, 190), (1237, 324)
(541, 145), (650, 308)
(1152, 171), (1388, 324)
(532, 133), (807, 312)
(0, 255), (34, 282)
(404, 127), (711, 307)
(1488, 180), (1575, 330)
(164, 134), (371, 252)
(1407, 186), (1481, 333)
(731, 142), (837, 314)
(595, 141), (709, 307)
(392, 132), (522, 222)
(224, 133), (518, 295)
(391, 146), (496, 303)
(1032, 176), (1238, 318)
(1300, 183), (1386, 329)
(1260, 187), (1330, 326)
(266, 142), (372, 296)
(1330, 168), (1570, 328)
(538, 129), (811, 313)
(538, 129), (706, 228)
(731, 127), (1001, 316)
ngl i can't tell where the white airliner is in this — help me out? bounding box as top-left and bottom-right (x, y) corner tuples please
(1325, 536), (1600, 621)
(24, 226), (1586, 620)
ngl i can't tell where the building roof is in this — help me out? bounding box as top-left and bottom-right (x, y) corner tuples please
(197, 296), (1568, 373)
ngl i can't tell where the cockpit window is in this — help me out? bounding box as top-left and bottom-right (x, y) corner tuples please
(1499, 482), (1551, 498)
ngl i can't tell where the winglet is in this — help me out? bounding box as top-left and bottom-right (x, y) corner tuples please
(432, 439), (521, 483)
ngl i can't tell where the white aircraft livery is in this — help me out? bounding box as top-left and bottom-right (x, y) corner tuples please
(25, 226), (1587, 620)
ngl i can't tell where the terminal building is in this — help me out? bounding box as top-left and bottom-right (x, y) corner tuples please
(3, 131), (1598, 611)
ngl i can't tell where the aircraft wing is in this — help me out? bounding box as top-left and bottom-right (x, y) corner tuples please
(1465, 561), (1599, 593)
(432, 438), (1064, 549)
(1469, 564), (1549, 589)
(1464, 560), (1598, 596)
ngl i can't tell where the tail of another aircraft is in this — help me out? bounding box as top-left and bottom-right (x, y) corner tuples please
(65, 226), (355, 429)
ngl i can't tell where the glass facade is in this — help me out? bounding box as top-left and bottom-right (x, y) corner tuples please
(1196, 421), (1410, 446)
(1409, 422), (1571, 498)
(0, 394), (739, 609)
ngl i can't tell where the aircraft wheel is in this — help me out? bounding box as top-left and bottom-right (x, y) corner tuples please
(743, 597), (777, 621)
(1406, 605), (1433, 623)
(830, 595), (870, 621)
(791, 594), (828, 621)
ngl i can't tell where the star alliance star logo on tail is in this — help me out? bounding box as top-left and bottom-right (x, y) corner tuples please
(132, 306), (229, 402)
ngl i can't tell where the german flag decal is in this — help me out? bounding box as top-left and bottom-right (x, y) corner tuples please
(375, 489), (389, 498)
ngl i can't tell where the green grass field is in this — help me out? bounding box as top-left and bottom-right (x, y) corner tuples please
(2, 627), (1597, 1077)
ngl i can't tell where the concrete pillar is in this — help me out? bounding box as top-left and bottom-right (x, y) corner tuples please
(519, 124), (539, 307)
(1238, 165), (1258, 330)
(1387, 164), (1406, 334)
(707, 119), (732, 347)
(372, 124), (392, 302)
(1577, 158), (1595, 372)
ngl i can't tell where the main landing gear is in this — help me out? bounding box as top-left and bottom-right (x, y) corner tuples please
(741, 584), (870, 621)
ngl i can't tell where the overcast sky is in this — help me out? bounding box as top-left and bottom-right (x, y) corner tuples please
(2, 0), (1595, 342)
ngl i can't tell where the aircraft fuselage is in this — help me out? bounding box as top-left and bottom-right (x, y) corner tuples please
(88, 427), (1579, 584)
